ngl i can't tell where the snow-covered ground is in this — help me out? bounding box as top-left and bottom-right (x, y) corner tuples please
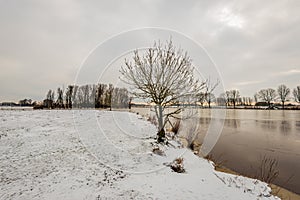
(0, 110), (279, 199)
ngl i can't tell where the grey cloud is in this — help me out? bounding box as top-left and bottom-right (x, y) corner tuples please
(0, 0), (299, 101)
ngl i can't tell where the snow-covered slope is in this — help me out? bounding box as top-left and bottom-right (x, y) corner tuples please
(0, 110), (279, 200)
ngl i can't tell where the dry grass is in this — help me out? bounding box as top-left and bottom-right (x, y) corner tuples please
(147, 115), (158, 127)
(171, 120), (181, 135)
(204, 153), (228, 170)
(255, 155), (279, 183)
(185, 125), (198, 148)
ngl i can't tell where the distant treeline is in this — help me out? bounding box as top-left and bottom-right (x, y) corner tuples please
(2, 83), (299, 110)
(216, 85), (300, 109)
(0, 99), (33, 107)
(41, 83), (130, 109)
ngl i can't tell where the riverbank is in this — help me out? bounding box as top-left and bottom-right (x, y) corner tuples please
(176, 134), (300, 200)
(0, 109), (280, 199)
(130, 107), (300, 195)
(214, 165), (300, 200)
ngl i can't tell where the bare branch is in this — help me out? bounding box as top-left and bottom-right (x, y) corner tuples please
(120, 39), (205, 140)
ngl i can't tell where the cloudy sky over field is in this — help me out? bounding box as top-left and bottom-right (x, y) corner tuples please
(0, 0), (299, 101)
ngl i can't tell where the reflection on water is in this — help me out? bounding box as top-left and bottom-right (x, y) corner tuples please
(295, 121), (300, 133)
(132, 108), (300, 194)
(199, 117), (211, 125)
(259, 120), (278, 130)
(197, 109), (300, 194)
(280, 121), (292, 135)
(224, 118), (240, 129)
(253, 119), (293, 136)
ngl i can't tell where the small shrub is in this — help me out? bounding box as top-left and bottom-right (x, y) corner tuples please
(170, 157), (185, 173)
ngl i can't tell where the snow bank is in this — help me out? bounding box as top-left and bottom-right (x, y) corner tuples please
(0, 110), (279, 199)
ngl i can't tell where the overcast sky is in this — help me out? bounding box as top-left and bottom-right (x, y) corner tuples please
(0, 0), (299, 102)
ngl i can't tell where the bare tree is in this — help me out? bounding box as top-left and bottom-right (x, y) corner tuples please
(197, 92), (206, 108)
(224, 90), (240, 108)
(118, 88), (129, 108)
(241, 97), (251, 106)
(90, 84), (97, 107)
(65, 85), (74, 109)
(67, 83), (127, 109)
(56, 87), (64, 108)
(120, 39), (204, 141)
(217, 93), (227, 106)
(79, 84), (96, 108)
(247, 97), (253, 106)
(258, 88), (276, 109)
(229, 89), (240, 109)
(277, 84), (290, 109)
(45, 89), (55, 108)
(293, 86), (300, 103)
(205, 93), (215, 108)
(46, 89), (54, 102)
(225, 91), (231, 107)
(95, 84), (106, 108)
(72, 85), (79, 108)
(204, 78), (219, 108)
(105, 84), (114, 111)
(85, 85), (91, 107)
(128, 96), (133, 109)
(76, 86), (84, 107)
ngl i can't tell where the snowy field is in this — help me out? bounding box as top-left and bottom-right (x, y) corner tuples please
(0, 110), (279, 200)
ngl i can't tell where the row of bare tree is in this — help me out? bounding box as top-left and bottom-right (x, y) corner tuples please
(192, 84), (300, 110)
(44, 84), (129, 109)
(211, 85), (300, 109)
(255, 85), (300, 109)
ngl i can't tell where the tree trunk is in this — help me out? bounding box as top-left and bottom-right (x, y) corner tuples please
(282, 101), (285, 110)
(158, 104), (163, 130)
(156, 104), (165, 142)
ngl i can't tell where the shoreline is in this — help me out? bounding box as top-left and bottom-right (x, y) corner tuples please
(1, 105), (300, 111)
(177, 136), (300, 200)
(130, 107), (300, 198)
(212, 160), (300, 200)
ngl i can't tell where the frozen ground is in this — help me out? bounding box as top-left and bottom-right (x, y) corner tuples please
(0, 110), (279, 199)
